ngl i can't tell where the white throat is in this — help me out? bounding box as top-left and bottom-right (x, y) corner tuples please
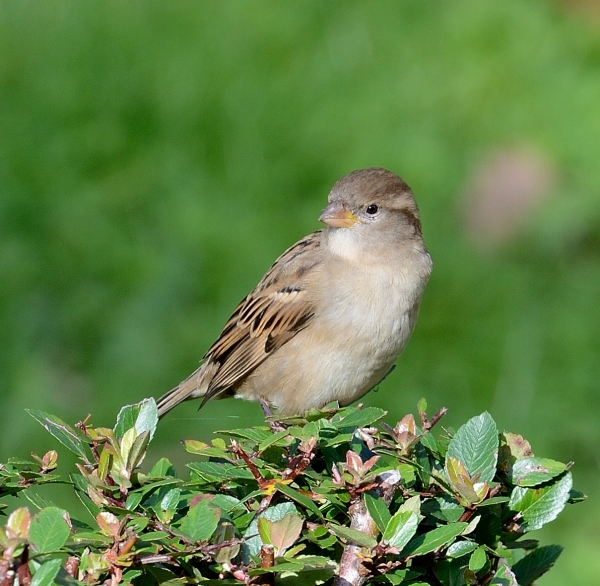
(325, 227), (366, 263)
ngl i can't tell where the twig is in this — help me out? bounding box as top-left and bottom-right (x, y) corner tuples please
(16, 546), (31, 586)
(420, 406), (448, 432)
(260, 544), (275, 569)
(334, 470), (401, 586)
(230, 440), (265, 486)
(282, 437), (316, 482)
(136, 554), (176, 565)
(64, 557), (80, 578)
(0, 569), (15, 586)
(426, 407), (448, 431)
(249, 544), (275, 586)
(202, 538), (244, 554)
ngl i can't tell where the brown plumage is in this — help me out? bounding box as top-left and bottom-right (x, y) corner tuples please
(157, 168), (432, 417)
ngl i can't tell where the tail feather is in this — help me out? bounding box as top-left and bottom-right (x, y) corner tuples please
(156, 362), (218, 417)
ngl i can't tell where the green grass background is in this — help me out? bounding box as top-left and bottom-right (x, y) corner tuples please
(1, 1), (599, 583)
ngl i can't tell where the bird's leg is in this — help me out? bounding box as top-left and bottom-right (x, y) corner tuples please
(259, 398), (274, 417)
(259, 398), (288, 433)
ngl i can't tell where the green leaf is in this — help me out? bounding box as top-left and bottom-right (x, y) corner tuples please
(22, 491), (57, 511)
(422, 496), (464, 524)
(125, 491), (144, 511)
(364, 492), (391, 533)
(26, 410), (88, 459)
(383, 510), (419, 549)
(127, 517), (149, 533)
(509, 472), (573, 531)
(446, 540), (477, 558)
(31, 558), (63, 586)
(121, 570), (143, 585)
(476, 496), (510, 507)
(29, 507), (70, 553)
(468, 546), (487, 572)
(183, 440), (232, 459)
(306, 526), (337, 548)
(402, 522), (468, 557)
(321, 431), (354, 448)
(138, 531), (170, 542)
(258, 430), (291, 453)
(149, 458), (176, 478)
(250, 555), (336, 576)
(329, 524), (378, 548)
(213, 522), (240, 564)
(242, 503), (298, 560)
(462, 514), (481, 536)
(179, 499), (220, 542)
(220, 427), (271, 442)
(97, 448), (111, 482)
(188, 461), (255, 482)
(512, 544), (563, 585)
(70, 531), (111, 544)
(275, 481), (323, 519)
(210, 494), (245, 515)
(505, 539), (539, 551)
(333, 407), (386, 430)
(434, 557), (468, 586)
(398, 494), (421, 516)
(446, 412), (498, 484)
(420, 431), (440, 454)
(182, 440), (210, 454)
(257, 517), (272, 545)
(114, 398), (158, 440)
(288, 421), (320, 442)
(508, 458), (567, 487)
(126, 430), (150, 473)
(397, 463), (416, 486)
(490, 562), (518, 585)
(160, 487), (181, 511)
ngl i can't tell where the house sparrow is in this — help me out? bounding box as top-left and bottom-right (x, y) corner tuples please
(157, 168), (432, 417)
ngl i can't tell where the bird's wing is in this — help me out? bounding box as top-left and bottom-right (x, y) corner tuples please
(200, 231), (323, 404)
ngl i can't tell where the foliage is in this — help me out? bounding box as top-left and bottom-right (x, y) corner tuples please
(0, 399), (582, 586)
(1, 6), (600, 582)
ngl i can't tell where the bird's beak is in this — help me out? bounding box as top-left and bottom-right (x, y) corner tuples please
(319, 201), (359, 228)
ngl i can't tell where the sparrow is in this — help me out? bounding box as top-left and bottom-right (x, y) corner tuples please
(157, 168), (432, 417)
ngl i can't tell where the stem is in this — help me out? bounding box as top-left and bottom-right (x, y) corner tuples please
(230, 440), (265, 486)
(64, 557), (80, 578)
(334, 470), (401, 586)
(250, 544), (275, 586)
(16, 546), (31, 586)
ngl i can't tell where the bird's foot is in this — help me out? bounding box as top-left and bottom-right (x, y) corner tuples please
(259, 398), (288, 433)
(259, 398), (274, 417)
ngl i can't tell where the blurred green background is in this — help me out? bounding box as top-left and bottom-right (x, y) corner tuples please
(1, 1), (599, 583)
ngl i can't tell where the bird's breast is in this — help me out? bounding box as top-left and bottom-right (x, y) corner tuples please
(321, 262), (420, 356)
(237, 240), (431, 415)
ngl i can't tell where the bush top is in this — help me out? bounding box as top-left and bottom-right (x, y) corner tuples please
(0, 399), (583, 586)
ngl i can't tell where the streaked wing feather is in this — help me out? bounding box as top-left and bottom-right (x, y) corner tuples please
(201, 232), (322, 402)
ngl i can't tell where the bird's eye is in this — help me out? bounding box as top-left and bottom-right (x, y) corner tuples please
(365, 204), (379, 215)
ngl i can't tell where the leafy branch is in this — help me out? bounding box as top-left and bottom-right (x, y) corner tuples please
(0, 399), (584, 586)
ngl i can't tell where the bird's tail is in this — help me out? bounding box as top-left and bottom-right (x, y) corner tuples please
(156, 362), (218, 417)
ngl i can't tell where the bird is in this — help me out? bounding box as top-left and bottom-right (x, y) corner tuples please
(157, 167), (432, 418)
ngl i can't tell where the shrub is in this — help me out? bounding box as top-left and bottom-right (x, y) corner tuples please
(0, 399), (583, 586)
